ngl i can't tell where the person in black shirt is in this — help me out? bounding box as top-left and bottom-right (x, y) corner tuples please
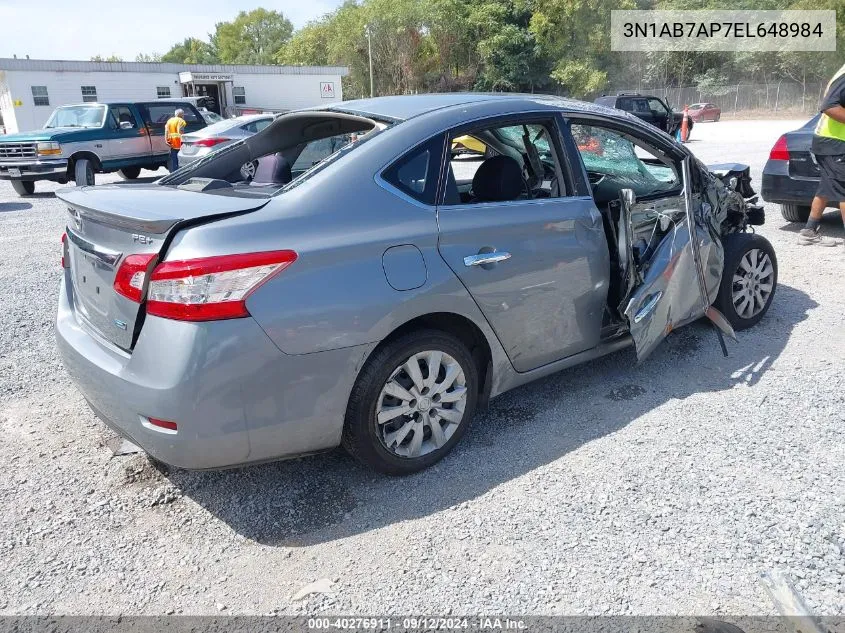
(798, 64), (845, 246)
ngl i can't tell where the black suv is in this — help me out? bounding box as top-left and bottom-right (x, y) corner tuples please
(595, 93), (691, 137)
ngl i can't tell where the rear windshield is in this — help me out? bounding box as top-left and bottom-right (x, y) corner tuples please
(159, 112), (387, 196)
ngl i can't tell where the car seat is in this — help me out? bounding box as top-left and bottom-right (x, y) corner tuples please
(471, 155), (525, 202)
(251, 152), (292, 185)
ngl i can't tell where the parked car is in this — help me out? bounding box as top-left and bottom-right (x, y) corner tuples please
(594, 93), (693, 137)
(451, 134), (487, 155)
(0, 100), (206, 196)
(179, 113), (277, 179)
(198, 108), (225, 124)
(55, 94), (775, 475)
(688, 102), (721, 122)
(761, 115), (827, 223)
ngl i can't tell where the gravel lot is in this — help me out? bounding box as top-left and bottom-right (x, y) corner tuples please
(1, 119), (843, 616)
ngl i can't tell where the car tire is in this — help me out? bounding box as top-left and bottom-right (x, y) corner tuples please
(10, 180), (35, 196)
(117, 167), (141, 180)
(780, 203), (811, 223)
(74, 158), (95, 187)
(240, 160), (259, 181)
(714, 232), (778, 331)
(342, 329), (479, 475)
(714, 114), (721, 122)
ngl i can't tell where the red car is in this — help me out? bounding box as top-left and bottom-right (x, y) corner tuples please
(688, 103), (721, 122)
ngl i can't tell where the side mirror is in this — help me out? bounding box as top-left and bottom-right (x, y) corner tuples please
(120, 121), (134, 130)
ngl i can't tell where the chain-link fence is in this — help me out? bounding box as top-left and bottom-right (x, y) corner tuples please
(613, 82), (825, 115)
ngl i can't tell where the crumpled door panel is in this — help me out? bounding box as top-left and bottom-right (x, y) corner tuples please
(623, 214), (723, 361)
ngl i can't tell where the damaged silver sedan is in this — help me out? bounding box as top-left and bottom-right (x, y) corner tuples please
(56, 94), (776, 475)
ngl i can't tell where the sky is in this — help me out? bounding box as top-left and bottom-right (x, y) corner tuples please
(0, 0), (346, 61)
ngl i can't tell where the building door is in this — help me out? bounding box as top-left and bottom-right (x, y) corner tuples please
(194, 84), (221, 114)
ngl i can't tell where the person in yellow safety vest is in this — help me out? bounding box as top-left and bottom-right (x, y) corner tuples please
(164, 108), (187, 173)
(798, 63), (845, 247)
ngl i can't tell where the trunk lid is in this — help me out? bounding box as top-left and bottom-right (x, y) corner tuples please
(57, 183), (269, 350)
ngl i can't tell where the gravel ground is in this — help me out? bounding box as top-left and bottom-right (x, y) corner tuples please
(1, 119), (843, 616)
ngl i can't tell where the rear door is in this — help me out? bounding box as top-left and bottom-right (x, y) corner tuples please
(436, 114), (610, 372)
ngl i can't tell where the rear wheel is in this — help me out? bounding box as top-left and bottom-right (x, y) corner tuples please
(342, 330), (478, 475)
(10, 180), (35, 196)
(780, 203), (811, 223)
(74, 158), (95, 187)
(117, 166), (141, 180)
(240, 160), (258, 181)
(714, 113), (721, 122)
(714, 232), (778, 331)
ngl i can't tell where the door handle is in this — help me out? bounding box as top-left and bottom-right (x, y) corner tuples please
(464, 251), (511, 267)
(633, 291), (663, 323)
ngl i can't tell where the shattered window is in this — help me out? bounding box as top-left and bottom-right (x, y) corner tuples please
(570, 123), (678, 195)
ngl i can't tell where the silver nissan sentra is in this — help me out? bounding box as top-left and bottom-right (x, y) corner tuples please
(56, 94), (777, 475)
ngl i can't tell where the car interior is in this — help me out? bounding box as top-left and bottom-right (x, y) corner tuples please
(444, 122), (563, 205)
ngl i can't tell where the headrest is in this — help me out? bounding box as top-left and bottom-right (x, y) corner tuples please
(471, 155), (524, 202)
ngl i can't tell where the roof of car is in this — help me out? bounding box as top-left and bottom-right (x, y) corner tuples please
(54, 100), (199, 107)
(326, 93), (601, 122)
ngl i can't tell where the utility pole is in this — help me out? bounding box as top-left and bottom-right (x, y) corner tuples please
(365, 24), (374, 98)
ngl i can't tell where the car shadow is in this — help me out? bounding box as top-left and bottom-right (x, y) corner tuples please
(0, 202), (33, 212)
(166, 283), (816, 547)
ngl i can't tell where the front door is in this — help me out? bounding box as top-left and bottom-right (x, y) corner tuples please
(567, 117), (732, 361)
(646, 97), (671, 133)
(105, 105), (151, 164)
(436, 116), (610, 372)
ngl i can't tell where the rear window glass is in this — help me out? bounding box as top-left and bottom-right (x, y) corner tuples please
(382, 136), (443, 205)
(143, 104), (200, 125)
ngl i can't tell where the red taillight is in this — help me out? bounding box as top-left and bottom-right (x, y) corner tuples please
(61, 232), (67, 268)
(769, 135), (790, 161)
(193, 137), (228, 148)
(146, 250), (297, 322)
(148, 417), (178, 431)
(114, 253), (157, 302)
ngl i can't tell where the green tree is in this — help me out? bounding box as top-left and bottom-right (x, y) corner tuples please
(213, 8), (293, 64)
(161, 38), (218, 64)
(135, 52), (162, 63)
(90, 55), (123, 62)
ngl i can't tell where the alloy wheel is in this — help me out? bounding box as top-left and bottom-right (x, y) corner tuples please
(240, 160), (257, 180)
(375, 350), (468, 459)
(731, 248), (774, 319)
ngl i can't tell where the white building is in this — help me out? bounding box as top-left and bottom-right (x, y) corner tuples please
(0, 58), (348, 134)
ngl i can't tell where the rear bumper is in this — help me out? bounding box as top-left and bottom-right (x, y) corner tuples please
(55, 273), (372, 469)
(0, 158), (68, 181)
(761, 159), (819, 205)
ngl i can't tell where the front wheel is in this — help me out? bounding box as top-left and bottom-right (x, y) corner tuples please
(74, 158), (95, 187)
(117, 166), (141, 180)
(714, 232), (778, 331)
(10, 180), (35, 196)
(342, 330), (478, 475)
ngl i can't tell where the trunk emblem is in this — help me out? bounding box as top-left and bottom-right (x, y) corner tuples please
(113, 319), (128, 330)
(132, 234), (155, 245)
